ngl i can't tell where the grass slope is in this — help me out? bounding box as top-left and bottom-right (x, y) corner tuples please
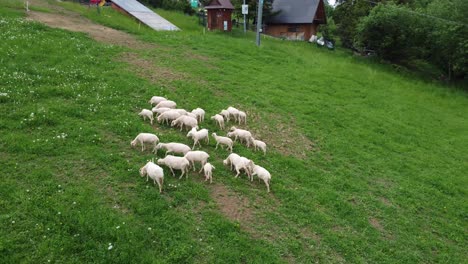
(1, 1), (467, 263)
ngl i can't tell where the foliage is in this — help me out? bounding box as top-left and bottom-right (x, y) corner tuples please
(142, 0), (195, 15)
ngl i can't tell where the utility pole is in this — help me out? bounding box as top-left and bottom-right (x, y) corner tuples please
(255, 0), (264, 46)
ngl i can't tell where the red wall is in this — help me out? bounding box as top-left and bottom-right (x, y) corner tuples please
(207, 9), (232, 31)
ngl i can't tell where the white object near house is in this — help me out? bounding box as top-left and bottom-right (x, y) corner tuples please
(224, 21), (228, 31)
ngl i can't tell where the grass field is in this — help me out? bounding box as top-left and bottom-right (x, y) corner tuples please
(0, 1), (467, 263)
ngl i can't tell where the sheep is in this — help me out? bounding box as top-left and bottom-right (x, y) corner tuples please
(138, 109), (154, 124)
(223, 153), (253, 178)
(152, 107), (170, 116)
(131, 133), (159, 151)
(186, 127), (209, 150)
(157, 155), (190, 179)
(155, 100), (177, 109)
(184, 150), (210, 172)
(185, 112), (198, 119)
(212, 133), (233, 152)
(223, 153), (241, 171)
(227, 127), (253, 147)
(252, 139), (267, 155)
(171, 115), (198, 131)
(252, 164), (271, 192)
(227, 106), (240, 122)
(237, 110), (247, 125)
(220, 109), (230, 122)
(157, 110), (181, 125)
(202, 163), (215, 184)
(153, 142), (191, 156)
(191, 108), (205, 123)
(149, 96), (167, 106)
(139, 161), (164, 193)
(173, 108), (188, 115)
(211, 114), (225, 129)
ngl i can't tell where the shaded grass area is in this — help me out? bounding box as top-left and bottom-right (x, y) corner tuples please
(1, 1), (468, 263)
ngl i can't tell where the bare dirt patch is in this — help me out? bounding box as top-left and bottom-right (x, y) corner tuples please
(211, 183), (255, 225)
(369, 217), (384, 232)
(117, 52), (186, 83)
(27, 11), (154, 49)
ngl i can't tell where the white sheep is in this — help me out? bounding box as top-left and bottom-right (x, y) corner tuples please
(227, 106), (240, 122)
(223, 153), (240, 171)
(153, 142), (191, 156)
(186, 127), (209, 149)
(252, 139), (267, 155)
(138, 109), (154, 124)
(220, 109), (230, 122)
(157, 155), (190, 179)
(131, 133), (159, 151)
(152, 107), (170, 116)
(157, 110), (181, 125)
(185, 112), (198, 119)
(149, 96), (167, 106)
(202, 163), (215, 184)
(223, 153), (253, 178)
(139, 161), (164, 193)
(155, 100), (177, 109)
(171, 115), (198, 131)
(191, 108), (205, 123)
(237, 110), (247, 125)
(227, 127), (253, 147)
(173, 108), (188, 115)
(212, 133), (233, 152)
(211, 114), (225, 129)
(252, 164), (271, 192)
(184, 150), (210, 172)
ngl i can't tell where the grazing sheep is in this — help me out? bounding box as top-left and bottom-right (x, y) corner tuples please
(186, 127), (209, 149)
(227, 127), (253, 147)
(252, 139), (267, 155)
(157, 155), (190, 179)
(171, 115), (198, 131)
(153, 142), (191, 156)
(191, 108), (205, 123)
(237, 110), (247, 125)
(223, 153), (241, 171)
(220, 109), (230, 122)
(223, 153), (253, 178)
(202, 163), (215, 184)
(131, 133), (159, 151)
(139, 161), (164, 193)
(211, 114), (225, 129)
(184, 150), (210, 172)
(252, 164), (271, 192)
(227, 106), (240, 122)
(152, 107), (170, 116)
(157, 110), (182, 125)
(138, 109), (154, 124)
(212, 133), (233, 152)
(155, 100), (177, 109)
(149, 96), (167, 106)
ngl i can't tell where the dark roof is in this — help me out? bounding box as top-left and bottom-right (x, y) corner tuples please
(205, 0), (234, 10)
(268, 0), (322, 24)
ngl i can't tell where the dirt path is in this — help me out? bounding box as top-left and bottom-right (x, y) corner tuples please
(27, 2), (153, 49)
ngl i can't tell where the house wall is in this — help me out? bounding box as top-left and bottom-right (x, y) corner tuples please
(265, 23), (318, 41)
(207, 9), (232, 31)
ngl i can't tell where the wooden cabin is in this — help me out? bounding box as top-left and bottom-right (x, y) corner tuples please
(205, 0), (235, 31)
(265, 0), (327, 41)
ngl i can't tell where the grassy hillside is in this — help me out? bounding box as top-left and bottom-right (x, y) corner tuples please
(1, 1), (467, 263)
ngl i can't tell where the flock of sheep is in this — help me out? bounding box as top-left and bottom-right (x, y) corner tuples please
(132, 96), (272, 194)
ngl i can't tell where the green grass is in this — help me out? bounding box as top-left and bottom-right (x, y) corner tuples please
(1, 1), (467, 263)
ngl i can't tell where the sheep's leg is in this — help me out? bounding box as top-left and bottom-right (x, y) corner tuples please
(179, 169), (185, 180)
(264, 179), (270, 193)
(156, 179), (162, 193)
(192, 140), (197, 150)
(192, 161), (196, 172)
(170, 168), (175, 177)
(215, 142), (219, 149)
(235, 166), (241, 178)
(146, 175), (149, 182)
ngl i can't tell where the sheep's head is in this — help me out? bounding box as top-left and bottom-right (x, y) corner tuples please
(155, 143), (163, 150)
(186, 131), (193, 138)
(156, 159), (165, 165)
(223, 159), (228, 166)
(227, 132), (234, 138)
(131, 140), (137, 147)
(171, 120), (177, 127)
(229, 126), (236, 132)
(212, 133), (217, 137)
(139, 166), (147, 177)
